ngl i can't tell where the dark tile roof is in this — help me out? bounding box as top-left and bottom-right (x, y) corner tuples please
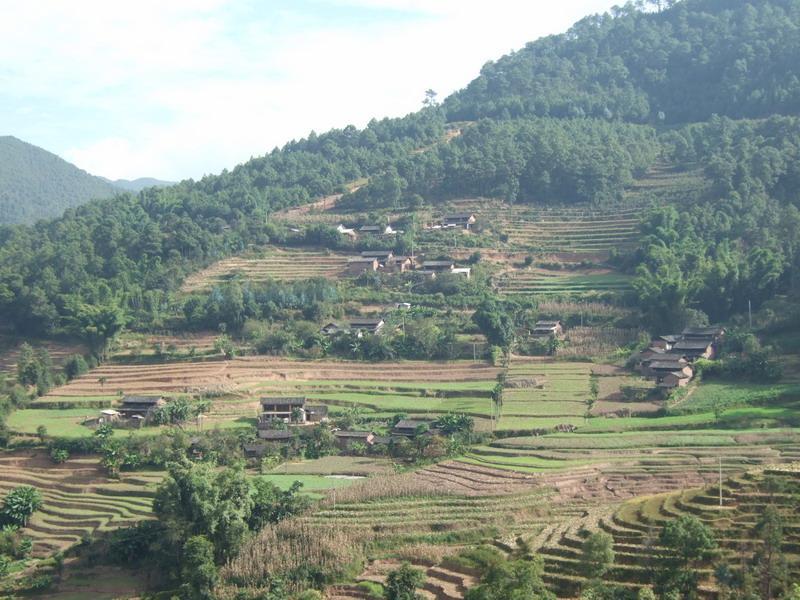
(121, 395), (163, 405)
(672, 340), (714, 351)
(649, 360), (689, 370)
(260, 397), (306, 407)
(393, 419), (432, 430)
(443, 213), (474, 220)
(349, 319), (384, 327)
(257, 430), (294, 440)
(334, 430), (373, 438)
(421, 260), (455, 267)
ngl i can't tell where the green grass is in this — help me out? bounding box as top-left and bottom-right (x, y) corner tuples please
(671, 381), (800, 414)
(258, 474), (362, 492)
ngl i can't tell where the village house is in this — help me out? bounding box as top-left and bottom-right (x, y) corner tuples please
(349, 318), (385, 336)
(682, 326), (726, 343)
(345, 257), (379, 276)
(651, 335), (681, 351)
(442, 213), (477, 229)
(333, 430), (375, 451)
(670, 339), (716, 360)
(321, 322), (343, 335)
(658, 371), (692, 389)
(259, 397), (307, 424)
(359, 224), (396, 235)
(532, 320), (565, 338)
(647, 358), (692, 380)
(336, 224), (357, 239)
(386, 255), (413, 272)
(391, 419), (436, 437)
(360, 250), (394, 263)
(419, 259), (454, 272)
(635, 347), (667, 374)
(118, 396), (166, 422)
(256, 429), (295, 442)
(306, 404), (329, 423)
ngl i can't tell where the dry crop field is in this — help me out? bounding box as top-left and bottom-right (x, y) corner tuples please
(0, 337), (88, 375)
(180, 247), (352, 291)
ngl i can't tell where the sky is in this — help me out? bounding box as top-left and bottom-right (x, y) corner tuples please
(0, 0), (617, 182)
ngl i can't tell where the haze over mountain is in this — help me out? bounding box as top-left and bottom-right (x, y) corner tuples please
(0, 136), (118, 225)
(0, 136), (172, 225)
(104, 177), (175, 193)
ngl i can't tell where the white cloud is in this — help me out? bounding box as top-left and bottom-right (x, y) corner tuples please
(0, 0), (616, 181)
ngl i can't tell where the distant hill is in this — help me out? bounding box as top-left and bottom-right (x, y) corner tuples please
(107, 177), (174, 192)
(0, 136), (118, 225)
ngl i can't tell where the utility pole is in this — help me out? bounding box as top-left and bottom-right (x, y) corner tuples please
(748, 299), (753, 330)
(473, 342), (477, 363)
(719, 456), (723, 507)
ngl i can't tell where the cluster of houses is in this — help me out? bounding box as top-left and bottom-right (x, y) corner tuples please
(245, 396), (439, 457)
(636, 326), (725, 390)
(336, 213), (478, 240)
(345, 250), (471, 279)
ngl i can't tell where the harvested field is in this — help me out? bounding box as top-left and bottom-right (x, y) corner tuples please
(181, 247), (352, 291)
(49, 357), (502, 397)
(0, 451), (159, 556)
(113, 331), (221, 357)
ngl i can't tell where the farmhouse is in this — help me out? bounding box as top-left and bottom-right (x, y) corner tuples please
(359, 224), (396, 235)
(392, 419), (436, 437)
(442, 213), (477, 229)
(360, 250), (394, 262)
(345, 257), (379, 276)
(118, 396), (166, 421)
(321, 322), (343, 335)
(256, 429), (295, 442)
(98, 409), (121, 424)
(682, 326), (726, 343)
(306, 404), (329, 423)
(651, 335), (681, 351)
(648, 359), (692, 379)
(349, 318), (385, 335)
(419, 259), (455, 272)
(386, 255), (413, 272)
(658, 371), (692, 389)
(670, 339), (716, 360)
(259, 397), (307, 424)
(336, 224), (357, 238)
(334, 430), (375, 451)
(532, 320), (564, 338)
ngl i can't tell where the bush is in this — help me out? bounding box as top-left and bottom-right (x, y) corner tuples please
(49, 447), (69, 464)
(63, 354), (89, 380)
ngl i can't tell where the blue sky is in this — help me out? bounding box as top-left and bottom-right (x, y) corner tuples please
(0, 0), (615, 181)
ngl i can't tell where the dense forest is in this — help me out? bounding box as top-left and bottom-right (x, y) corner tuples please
(445, 0), (800, 124)
(2, 0), (800, 342)
(0, 137), (118, 225)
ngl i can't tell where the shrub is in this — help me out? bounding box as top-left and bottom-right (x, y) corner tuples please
(63, 354), (89, 380)
(49, 448), (69, 464)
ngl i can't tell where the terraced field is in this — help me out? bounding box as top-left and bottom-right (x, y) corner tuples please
(494, 268), (633, 297)
(503, 206), (644, 255)
(535, 465), (800, 597)
(0, 336), (87, 375)
(0, 451), (159, 556)
(181, 247), (351, 291)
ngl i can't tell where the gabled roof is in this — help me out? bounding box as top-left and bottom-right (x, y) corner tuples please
(393, 419), (432, 430)
(121, 395), (163, 405)
(421, 260), (455, 267)
(348, 257), (377, 263)
(649, 360), (689, 370)
(535, 320), (562, 327)
(360, 250), (393, 257)
(667, 370), (691, 380)
(672, 340), (714, 351)
(334, 430), (374, 438)
(443, 213), (475, 220)
(658, 335), (681, 343)
(682, 326), (725, 337)
(260, 397), (307, 407)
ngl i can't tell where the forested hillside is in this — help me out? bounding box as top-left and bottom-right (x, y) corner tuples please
(2, 0), (800, 342)
(445, 0), (800, 123)
(0, 136), (118, 225)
